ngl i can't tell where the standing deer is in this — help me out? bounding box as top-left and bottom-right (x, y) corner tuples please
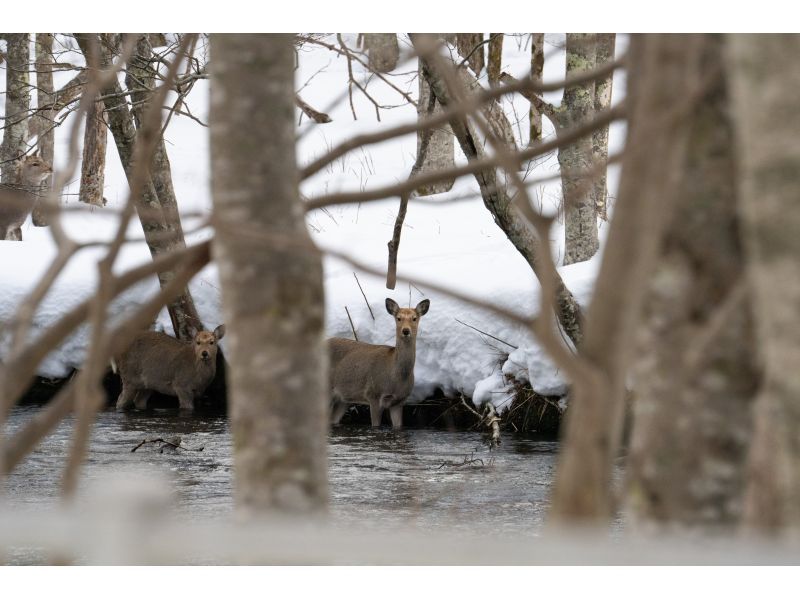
(115, 325), (226, 412)
(329, 298), (430, 429)
(0, 155), (52, 241)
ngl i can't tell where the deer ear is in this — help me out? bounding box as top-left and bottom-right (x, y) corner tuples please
(385, 298), (400, 316)
(415, 299), (430, 316)
(213, 324), (226, 340)
(186, 325), (199, 339)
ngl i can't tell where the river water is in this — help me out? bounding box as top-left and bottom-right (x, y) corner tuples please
(3, 405), (560, 561)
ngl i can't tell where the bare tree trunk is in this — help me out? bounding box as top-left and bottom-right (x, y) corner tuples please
(726, 34), (800, 535)
(592, 33), (615, 221)
(1, 34), (31, 240)
(625, 35), (760, 530)
(78, 94), (107, 207)
(416, 47), (454, 196)
(550, 34), (702, 523)
(210, 33), (328, 514)
(529, 33), (545, 144)
(456, 33), (485, 75)
(75, 33), (202, 340)
(362, 33), (399, 73)
(31, 33), (54, 226)
(560, 33), (598, 265)
(487, 33), (504, 85)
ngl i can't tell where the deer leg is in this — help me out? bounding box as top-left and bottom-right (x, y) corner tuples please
(133, 390), (152, 411)
(331, 399), (349, 425)
(389, 402), (404, 430)
(176, 391), (195, 412)
(116, 383), (137, 411)
(368, 397), (383, 428)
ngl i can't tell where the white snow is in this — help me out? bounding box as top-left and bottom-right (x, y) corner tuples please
(0, 34), (625, 410)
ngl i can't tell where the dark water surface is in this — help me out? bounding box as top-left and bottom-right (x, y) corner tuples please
(3, 405), (559, 536)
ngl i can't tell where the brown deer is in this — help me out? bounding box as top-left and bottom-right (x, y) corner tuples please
(0, 155), (52, 241)
(115, 325), (226, 412)
(329, 298), (430, 429)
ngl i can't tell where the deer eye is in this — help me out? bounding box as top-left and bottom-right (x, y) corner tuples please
(412, 317), (417, 322)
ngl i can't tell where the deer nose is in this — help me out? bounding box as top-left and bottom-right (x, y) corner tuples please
(201, 350), (210, 359)
(402, 328), (411, 337)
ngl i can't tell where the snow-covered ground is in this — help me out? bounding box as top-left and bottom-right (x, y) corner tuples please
(0, 34), (626, 410)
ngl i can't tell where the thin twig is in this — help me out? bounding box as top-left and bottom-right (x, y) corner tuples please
(344, 306), (359, 342)
(454, 318), (518, 350)
(353, 272), (375, 321)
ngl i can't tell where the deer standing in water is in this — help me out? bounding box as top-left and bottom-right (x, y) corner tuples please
(115, 325), (226, 412)
(0, 155), (52, 241)
(329, 298), (430, 429)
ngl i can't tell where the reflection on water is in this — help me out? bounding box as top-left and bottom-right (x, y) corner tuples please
(3, 405), (559, 535)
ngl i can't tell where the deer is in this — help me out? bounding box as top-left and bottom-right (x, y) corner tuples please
(115, 325), (226, 412)
(0, 154), (52, 241)
(329, 298), (430, 430)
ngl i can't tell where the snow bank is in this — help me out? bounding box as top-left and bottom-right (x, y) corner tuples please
(0, 34), (621, 409)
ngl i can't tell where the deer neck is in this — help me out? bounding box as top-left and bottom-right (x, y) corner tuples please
(394, 334), (416, 379)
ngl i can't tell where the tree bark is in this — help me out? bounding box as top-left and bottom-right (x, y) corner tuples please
(550, 34), (702, 523)
(415, 45), (454, 196)
(210, 33), (328, 514)
(529, 33), (545, 144)
(592, 33), (615, 221)
(1, 34), (31, 240)
(75, 33), (202, 340)
(78, 92), (107, 207)
(726, 34), (800, 535)
(31, 33), (54, 226)
(487, 33), (504, 85)
(560, 33), (598, 265)
(363, 33), (399, 73)
(456, 33), (485, 76)
(625, 34), (760, 530)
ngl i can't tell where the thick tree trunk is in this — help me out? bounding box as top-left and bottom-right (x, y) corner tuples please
(78, 94), (107, 207)
(75, 33), (201, 340)
(1, 34), (31, 240)
(625, 35), (760, 530)
(362, 33), (399, 73)
(31, 33), (54, 226)
(592, 33), (615, 221)
(487, 33), (504, 85)
(529, 33), (545, 144)
(417, 44), (584, 346)
(550, 34), (701, 523)
(726, 34), (800, 535)
(210, 33), (328, 514)
(560, 33), (598, 265)
(456, 33), (485, 75)
(415, 51), (454, 196)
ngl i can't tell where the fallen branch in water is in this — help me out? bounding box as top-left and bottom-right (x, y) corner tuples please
(460, 395), (502, 448)
(131, 437), (205, 453)
(437, 451), (492, 469)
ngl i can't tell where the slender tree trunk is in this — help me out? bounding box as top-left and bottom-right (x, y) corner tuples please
(550, 34), (702, 523)
(416, 43), (454, 196)
(625, 34), (760, 530)
(456, 33), (485, 75)
(75, 33), (202, 340)
(31, 33), (54, 226)
(78, 93), (107, 207)
(487, 33), (504, 85)
(529, 33), (545, 144)
(592, 33), (615, 221)
(210, 33), (328, 514)
(560, 33), (598, 265)
(362, 33), (399, 73)
(1, 34), (31, 240)
(726, 34), (800, 535)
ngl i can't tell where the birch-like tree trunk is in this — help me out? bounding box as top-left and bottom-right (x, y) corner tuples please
(456, 33), (485, 75)
(31, 33), (54, 226)
(210, 33), (328, 514)
(592, 33), (615, 221)
(550, 34), (701, 523)
(1, 34), (31, 240)
(529, 33), (545, 144)
(75, 33), (202, 340)
(78, 93), (107, 207)
(487, 33), (504, 85)
(362, 33), (399, 73)
(625, 35), (759, 530)
(560, 33), (598, 265)
(416, 49), (454, 196)
(726, 34), (800, 535)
